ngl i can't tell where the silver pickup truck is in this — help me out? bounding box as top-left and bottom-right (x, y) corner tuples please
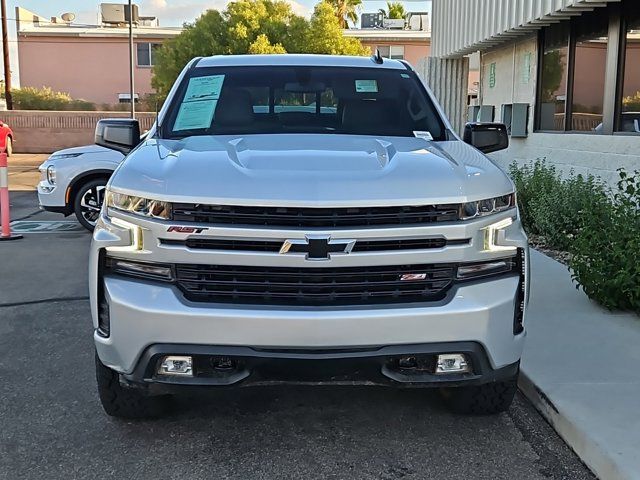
(89, 54), (528, 419)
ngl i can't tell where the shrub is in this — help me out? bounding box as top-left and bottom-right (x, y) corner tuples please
(569, 169), (640, 313)
(509, 159), (608, 251)
(12, 86), (96, 111)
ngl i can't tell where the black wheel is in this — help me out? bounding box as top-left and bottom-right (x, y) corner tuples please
(5, 137), (12, 157)
(95, 353), (170, 419)
(441, 372), (519, 415)
(73, 179), (107, 231)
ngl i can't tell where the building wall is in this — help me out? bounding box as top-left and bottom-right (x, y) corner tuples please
(360, 41), (430, 67)
(17, 36), (160, 105)
(480, 36), (538, 132)
(490, 133), (640, 186)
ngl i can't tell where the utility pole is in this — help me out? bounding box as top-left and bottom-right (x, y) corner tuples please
(128, 0), (135, 118)
(1, 0), (12, 110)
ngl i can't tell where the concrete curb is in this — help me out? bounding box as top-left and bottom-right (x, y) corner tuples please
(518, 371), (626, 480)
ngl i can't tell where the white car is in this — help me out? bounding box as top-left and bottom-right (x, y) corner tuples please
(37, 145), (125, 230)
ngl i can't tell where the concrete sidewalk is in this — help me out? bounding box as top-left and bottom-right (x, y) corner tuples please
(521, 251), (640, 480)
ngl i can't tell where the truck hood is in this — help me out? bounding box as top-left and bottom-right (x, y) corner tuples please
(111, 134), (514, 206)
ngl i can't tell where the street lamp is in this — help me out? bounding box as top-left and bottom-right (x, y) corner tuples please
(128, 0), (135, 118)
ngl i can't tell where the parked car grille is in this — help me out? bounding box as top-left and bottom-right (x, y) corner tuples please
(175, 263), (456, 305)
(161, 237), (469, 252)
(171, 203), (460, 228)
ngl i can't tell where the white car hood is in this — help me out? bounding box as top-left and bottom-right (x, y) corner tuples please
(110, 134), (514, 206)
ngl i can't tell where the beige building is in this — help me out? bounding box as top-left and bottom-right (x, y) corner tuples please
(343, 28), (430, 67)
(15, 6), (181, 106)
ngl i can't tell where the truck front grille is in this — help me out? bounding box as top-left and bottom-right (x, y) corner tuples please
(161, 237), (470, 252)
(174, 263), (456, 305)
(171, 203), (460, 228)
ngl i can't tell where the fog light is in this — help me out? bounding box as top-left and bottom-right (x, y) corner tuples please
(158, 355), (193, 376)
(436, 354), (469, 374)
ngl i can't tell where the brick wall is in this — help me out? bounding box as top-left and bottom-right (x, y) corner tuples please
(1, 111), (157, 153)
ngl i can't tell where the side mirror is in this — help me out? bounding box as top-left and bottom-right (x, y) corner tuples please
(95, 119), (141, 154)
(463, 123), (509, 154)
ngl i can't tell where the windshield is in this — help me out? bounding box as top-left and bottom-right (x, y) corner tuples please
(161, 65), (446, 140)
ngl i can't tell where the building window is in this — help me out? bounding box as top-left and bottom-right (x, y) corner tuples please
(538, 23), (570, 131)
(377, 45), (404, 60)
(537, 10), (609, 132)
(618, 4), (640, 133)
(571, 14), (608, 131)
(536, 0), (639, 135)
(136, 43), (161, 67)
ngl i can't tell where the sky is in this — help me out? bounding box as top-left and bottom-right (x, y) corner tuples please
(4, 0), (431, 85)
(10, 0), (431, 27)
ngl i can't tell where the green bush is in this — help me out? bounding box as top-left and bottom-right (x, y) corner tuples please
(509, 159), (607, 251)
(12, 86), (96, 111)
(569, 169), (640, 313)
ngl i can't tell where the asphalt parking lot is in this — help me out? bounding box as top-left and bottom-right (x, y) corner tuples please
(0, 191), (596, 480)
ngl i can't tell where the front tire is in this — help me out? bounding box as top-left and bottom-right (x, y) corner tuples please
(95, 353), (170, 419)
(74, 179), (107, 231)
(442, 372), (518, 415)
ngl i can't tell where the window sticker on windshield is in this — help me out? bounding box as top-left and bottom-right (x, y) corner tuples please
(401, 73), (410, 78)
(173, 75), (225, 131)
(174, 100), (218, 131)
(355, 79), (378, 93)
(184, 75), (225, 102)
(413, 131), (433, 141)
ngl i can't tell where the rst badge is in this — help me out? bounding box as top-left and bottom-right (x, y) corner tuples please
(166, 226), (209, 234)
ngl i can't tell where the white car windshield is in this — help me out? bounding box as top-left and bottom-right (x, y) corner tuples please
(161, 65), (446, 140)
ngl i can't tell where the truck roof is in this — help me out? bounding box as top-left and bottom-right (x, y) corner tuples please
(196, 54), (409, 70)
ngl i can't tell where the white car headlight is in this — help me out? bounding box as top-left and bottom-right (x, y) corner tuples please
(105, 190), (172, 220)
(46, 165), (56, 185)
(460, 193), (516, 220)
(49, 152), (82, 160)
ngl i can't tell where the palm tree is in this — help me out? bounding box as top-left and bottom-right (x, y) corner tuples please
(379, 1), (406, 20)
(328, 0), (362, 29)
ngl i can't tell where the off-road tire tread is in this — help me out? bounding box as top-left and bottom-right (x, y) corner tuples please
(446, 376), (518, 415)
(95, 354), (169, 419)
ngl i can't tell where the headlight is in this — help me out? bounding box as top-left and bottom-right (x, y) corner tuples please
(105, 190), (172, 220)
(460, 193), (515, 220)
(49, 152), (82, 160)
(46, 165), (56, 185)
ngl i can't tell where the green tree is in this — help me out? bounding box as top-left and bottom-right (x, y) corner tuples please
(326, 0), (362, 28)
(152, 0), (368, 95)
(379, 1), (406, 19)
(304, 2), (370, 55)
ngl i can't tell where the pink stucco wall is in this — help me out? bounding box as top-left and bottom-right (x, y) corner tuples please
(17, 36), (161, 105)
(361, 41), (430, 67)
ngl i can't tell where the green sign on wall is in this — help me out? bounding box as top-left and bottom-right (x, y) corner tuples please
(522, 53), (532, 84)
(489, 62), (496, 88)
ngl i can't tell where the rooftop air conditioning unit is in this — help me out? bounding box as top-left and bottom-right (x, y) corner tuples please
(408, 12), (429, 31)
(383, 18), (405, 29)
(361, 12), (383, 29)
(101, 3), (139, 25)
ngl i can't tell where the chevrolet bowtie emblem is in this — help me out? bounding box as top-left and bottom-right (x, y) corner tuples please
(280, 235), (356, 261)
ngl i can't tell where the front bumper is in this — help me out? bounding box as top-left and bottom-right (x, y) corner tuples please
(37, 180), (69, 212)
(95, 273), (525, 377)
(120, 342), (520, 394)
